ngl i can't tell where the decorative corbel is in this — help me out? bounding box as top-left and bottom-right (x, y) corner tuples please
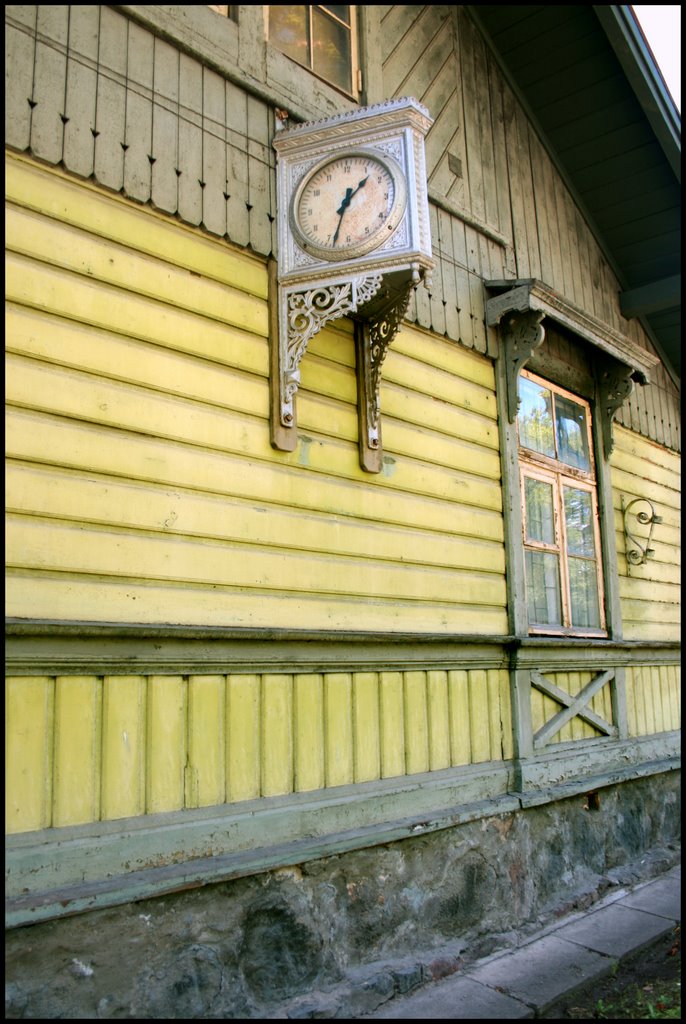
(270, 269), (383, 451)
(355, 282), (414, 472)
(596, 356), (634, 457)
(501, 309), (546, 423)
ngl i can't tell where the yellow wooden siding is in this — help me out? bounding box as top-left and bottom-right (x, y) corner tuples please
(6, 153), (506, 637)
(625, 665), (681, 737)
(4, 667), (513, 834)
(611, 425), (681, 642)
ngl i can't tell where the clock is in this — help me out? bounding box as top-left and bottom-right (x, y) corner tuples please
(290, 149), (408, 262)
(271, 98), (434, 471)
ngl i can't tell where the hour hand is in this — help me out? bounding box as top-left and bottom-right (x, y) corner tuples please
(336, 187), (354, 216)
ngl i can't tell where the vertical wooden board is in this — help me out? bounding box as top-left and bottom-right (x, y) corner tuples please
(294, 674), (325, 792)
(670, 665), (681, 730)
(261, 674), (293, 797)
(437, 208), (461, 341)
(529, 678), (545, 741)
(404, 671), (429, 775)
(465, 239), (487, 352)
(451, 217), (474, 347)
(486, 50), (514, 251)
(468, 669), (491, 761)
(501, 81), (529, 280)
(428, 206), (447, 337)
(201, 66), (227, 237)
(353, 672), (381, 783)
(151, 37), (180, 215)
(123, 21), (154, 203)
(30, 6), (69, 165)
(94, 6), (127, 192)
(5, 17), (36, 152)
(498, 669), (513, 760)
(226, 674), (261, 802)
(325, 674), (354, 788)
(177, 53), (203, 225)
(652, 666), (666, 733)
(224, 79), (250, 248)
(187, 675), (225, 808)
(448, 669), (471, 765)
(528, 133), (554, 292)
(62, 4), (99, 178)
(427, 670), (450, 771)
(146, 675), (186, 814)
(101, 675), (146, 821)
(625, 667), (638, 736)
(53, 675), (102, 827)
(554, 672), (572, 742)
(414, 271), (433, 331)
(6, 676), (54, 833)
(486, 668), (503, 760)
(247, 94), (274, 256)
(379, 671), (405, 779)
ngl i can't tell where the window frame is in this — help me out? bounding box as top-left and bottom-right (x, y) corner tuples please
(267, 5), (360, 100)
(517, 369), (607, 638)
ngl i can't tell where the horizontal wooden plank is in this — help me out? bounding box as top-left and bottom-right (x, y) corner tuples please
(6, 463), (506, 574)
(613, 423), (682, 476)
(6, 515), (508, 607)
(391, 324), (496, 390)
(5, 570), (511, 635)
(6, 216), (269, 337)
(6, 359), (505, 520)
(6, 153), (268, 296)
(6, 409), (505, 541)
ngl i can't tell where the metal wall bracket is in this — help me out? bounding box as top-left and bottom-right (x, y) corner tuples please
(621, 497), (662, 573)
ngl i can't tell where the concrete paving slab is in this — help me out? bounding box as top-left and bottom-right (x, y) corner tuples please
(466, 935), (613, 1013)
(556, 903), (674, 957)
(365, 976), (534, 1019)
(617, 876), (681, 921)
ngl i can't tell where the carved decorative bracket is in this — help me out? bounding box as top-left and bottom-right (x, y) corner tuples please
(355, 283), (414, 472)
(501, 309), (546, 423)
(270, 264), (428, 469)
(596, 355), (635, 456)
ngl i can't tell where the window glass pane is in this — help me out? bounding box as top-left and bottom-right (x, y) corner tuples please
(563, 487), (596, 557)
(524, 477), (556, 545)
(555, 394), (590, 471)
(525, 550), (562, 625)
(518, 377), (555, 458)
(312, 6), (352, 92)
(567, 557), (601, 628)
(270, 6), (310, 68)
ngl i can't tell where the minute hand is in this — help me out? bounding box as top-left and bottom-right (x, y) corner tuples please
(332, 176), (369, 246)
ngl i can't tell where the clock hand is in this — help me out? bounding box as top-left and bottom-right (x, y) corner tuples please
(332, 177), (369, 245)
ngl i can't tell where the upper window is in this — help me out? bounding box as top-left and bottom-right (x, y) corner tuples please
(517, 371), (606, 637)
(268, 6), (358, 97)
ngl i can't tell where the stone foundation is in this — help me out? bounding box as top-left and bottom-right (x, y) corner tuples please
(5, 771), (681, 1019)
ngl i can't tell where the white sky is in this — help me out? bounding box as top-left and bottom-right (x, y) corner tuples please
(632, 5), (681, 111)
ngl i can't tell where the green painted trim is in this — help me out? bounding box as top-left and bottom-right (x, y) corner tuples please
(6, 737), (679, 930)
(5, 623), (678, 675)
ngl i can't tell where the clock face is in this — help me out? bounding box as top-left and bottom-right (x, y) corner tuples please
(290, 149), (407, 262)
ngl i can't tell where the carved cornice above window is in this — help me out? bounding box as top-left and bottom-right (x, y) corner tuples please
(485, 279), (661, 455)
(485, 279), (660, 384)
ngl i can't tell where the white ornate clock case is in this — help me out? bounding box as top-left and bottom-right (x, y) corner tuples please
(271, 97), (434, 472)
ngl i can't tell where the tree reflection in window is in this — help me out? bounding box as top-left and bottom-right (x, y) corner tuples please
(518, 371), (605, 636)
(269, 5), (355, 95)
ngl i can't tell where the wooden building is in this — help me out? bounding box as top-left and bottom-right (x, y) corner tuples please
(5, 5), (681, 1016)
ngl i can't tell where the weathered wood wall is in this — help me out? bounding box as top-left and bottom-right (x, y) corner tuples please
(5, 666), (513, 834)
(6, 153), (506, 634)
(611, 425), (681, 642)
(4, 4), (680, 452)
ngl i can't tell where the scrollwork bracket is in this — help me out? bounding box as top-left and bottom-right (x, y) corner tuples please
(502, 310), (546, 423)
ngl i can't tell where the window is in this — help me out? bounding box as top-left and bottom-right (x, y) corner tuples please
(268, 6), (358, 96)
(517, 371), (606, 636)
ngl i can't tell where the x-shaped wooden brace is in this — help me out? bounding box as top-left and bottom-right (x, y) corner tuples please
(531, 668), (618, 750)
